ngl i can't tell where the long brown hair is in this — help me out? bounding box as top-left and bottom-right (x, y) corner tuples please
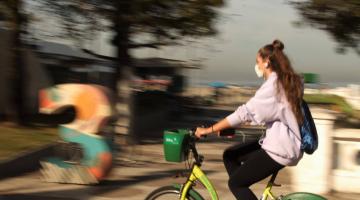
(258, 40), (304, 124)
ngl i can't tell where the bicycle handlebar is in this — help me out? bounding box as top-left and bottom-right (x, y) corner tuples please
(189, 127), (236, 138)
(186, 127), (236, 166)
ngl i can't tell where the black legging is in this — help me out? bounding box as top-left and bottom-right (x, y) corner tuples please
(223, 140), (284, 200)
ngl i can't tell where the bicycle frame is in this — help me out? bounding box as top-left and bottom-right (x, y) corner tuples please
(179, 164), (279, 200)
(259, 171), (280, 200)
(176, 161), (329, 200)
(178, 130), (279, 200)
(260, 181), (277, 200)
(152, 129), (326, 200)
(180, 164), (218, 200)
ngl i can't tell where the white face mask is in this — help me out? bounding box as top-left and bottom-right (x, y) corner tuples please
(254, 64), (264, 78)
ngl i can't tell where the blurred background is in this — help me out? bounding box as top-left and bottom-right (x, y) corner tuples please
(0, 0), (359, 199)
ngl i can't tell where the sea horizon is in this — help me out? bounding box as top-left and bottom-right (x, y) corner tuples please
(188, 78), (360, 89)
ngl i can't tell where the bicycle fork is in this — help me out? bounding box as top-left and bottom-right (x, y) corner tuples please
(180, 164), (219, 200)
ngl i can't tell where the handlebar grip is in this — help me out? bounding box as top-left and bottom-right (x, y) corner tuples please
(190, 127), (207, 139)
(219, 128), (236, 137)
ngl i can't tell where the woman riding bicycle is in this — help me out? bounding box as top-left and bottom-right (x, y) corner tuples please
(195, 39), (304, 200)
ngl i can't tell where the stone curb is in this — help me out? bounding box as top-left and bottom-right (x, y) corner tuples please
(0, 143), (59, 179)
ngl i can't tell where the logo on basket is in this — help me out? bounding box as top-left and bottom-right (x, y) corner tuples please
(165, 137), (179, 144)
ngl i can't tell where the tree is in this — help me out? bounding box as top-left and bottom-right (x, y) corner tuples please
(37, 0), (225, 85)
(34, 0), (225, 141)
(291, 0), (360, 55)
(0, 0), (27, 124)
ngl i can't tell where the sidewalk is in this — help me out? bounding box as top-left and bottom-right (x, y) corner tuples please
(0, 138), (359, 200)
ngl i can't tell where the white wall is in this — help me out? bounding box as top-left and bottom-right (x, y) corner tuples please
(289, 108), (336, 194)
(332, 129), (360, 193)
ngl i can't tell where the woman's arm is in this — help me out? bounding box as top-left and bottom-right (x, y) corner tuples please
(195, 78), (277, 138)
(195, 118), (232, 138)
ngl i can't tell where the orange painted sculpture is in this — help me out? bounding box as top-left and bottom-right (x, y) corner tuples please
(39, 84), (115, 184)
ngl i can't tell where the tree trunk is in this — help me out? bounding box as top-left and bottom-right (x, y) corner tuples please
(113, 1), (136, 145)
(9, 0), (26, 125)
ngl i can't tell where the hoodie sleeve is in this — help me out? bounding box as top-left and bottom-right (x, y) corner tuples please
(226, 104), (253, 127)
(226, 77), (280, 127)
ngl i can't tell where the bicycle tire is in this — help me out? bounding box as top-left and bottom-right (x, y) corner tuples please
(282, 192), (327, 200)
(145, 185), (204, 200)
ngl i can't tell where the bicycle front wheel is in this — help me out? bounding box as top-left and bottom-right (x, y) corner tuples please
(145, 185), (203, 200)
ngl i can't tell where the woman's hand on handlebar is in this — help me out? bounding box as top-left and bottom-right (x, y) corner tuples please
(195, 119), (233, 139)
(195, 126), (220, 138)
(195, 127), (210, 138)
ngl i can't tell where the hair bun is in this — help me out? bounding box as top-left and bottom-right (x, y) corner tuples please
(272, 39), (284, 51)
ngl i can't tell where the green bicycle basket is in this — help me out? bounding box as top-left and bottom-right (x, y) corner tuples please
(163, 129), (190, 162)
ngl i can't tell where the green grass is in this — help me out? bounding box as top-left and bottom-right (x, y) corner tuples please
(304, 94), (359, 119)
(0, 125), (59, 160)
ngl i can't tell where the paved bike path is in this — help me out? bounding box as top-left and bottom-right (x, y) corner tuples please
(0, 140), (358, 200)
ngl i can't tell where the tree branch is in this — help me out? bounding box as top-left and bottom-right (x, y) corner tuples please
(128, 41), (178, 49)
(82, 49), (116, 61)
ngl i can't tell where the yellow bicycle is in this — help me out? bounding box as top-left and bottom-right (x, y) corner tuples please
(145, 129), (327, 200)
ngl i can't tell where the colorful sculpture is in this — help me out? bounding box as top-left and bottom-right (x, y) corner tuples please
(39, 84), (115, 184)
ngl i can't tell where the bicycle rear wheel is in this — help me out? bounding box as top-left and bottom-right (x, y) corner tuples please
(145, 185), (203, 200)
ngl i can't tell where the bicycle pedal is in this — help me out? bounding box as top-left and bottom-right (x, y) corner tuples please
(273, 183), (282, 187)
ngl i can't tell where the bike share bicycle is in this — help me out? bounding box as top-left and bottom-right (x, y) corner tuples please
(145, 129), (327, 200)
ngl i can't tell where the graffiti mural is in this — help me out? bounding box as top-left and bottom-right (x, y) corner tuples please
(39, 84), (115, 184)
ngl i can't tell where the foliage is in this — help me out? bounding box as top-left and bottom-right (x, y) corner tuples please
(291, 0), (360, 55)
(304, 94), (356, 117)
(35, 0), (225, 49)
(0, 1), (15, 24)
